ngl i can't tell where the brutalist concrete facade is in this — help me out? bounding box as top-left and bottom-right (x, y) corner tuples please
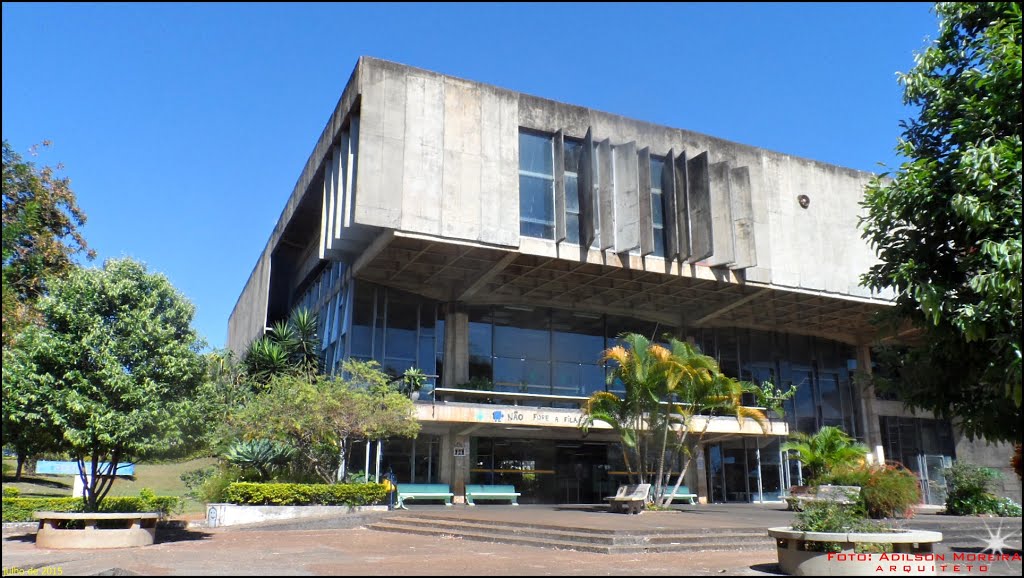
(228, 57), (1020, 505)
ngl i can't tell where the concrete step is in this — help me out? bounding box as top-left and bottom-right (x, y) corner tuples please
(368, 516), (775, 553)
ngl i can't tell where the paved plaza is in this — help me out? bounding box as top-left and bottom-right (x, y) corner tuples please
(2, 505), (1020, 576)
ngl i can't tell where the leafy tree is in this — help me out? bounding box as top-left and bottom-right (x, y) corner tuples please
(860, 2), (1022, 442)
(7, 258), (205, 510)
(235, 360), (419, 483)
(2, 140), (94, 346)
(2, 350), (61, 480)
(781, 426), (869, 485)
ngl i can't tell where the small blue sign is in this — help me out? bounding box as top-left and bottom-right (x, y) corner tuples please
(35, 460), (135, 476)
(492, 410), (503, 422)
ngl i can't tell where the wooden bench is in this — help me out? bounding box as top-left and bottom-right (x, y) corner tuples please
(464, 484), (521, 506)
(652, 485), (698, 504)
(786, 484), (860, 510)
(33, 511), (160, 549)
(605, 483), (651, 514)
(395, 483), (455, 509)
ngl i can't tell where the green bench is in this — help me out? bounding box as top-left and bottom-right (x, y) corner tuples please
(395, 483), (454, 509)
(464, 484), (521, 506)
(652, 485), (698, 504)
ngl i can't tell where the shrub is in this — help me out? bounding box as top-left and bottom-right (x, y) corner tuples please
(180, 466), (216, 500)
(944, 461), (1005, 516)
(792, 501), (886, 552)
(1, 492), (181, 522)
(224, 482), (388, 507)
(862, 464), (921, 519)
(992, 497), (1022, 517)
(821, 463), (921, 519)
(3, 487), (20, 498)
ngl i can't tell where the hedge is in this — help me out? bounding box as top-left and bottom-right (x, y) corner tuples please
(224, 482), (388, 506)
(1, 495), (181, 523)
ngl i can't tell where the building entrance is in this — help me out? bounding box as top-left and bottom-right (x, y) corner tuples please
(470, 437), (614, 504)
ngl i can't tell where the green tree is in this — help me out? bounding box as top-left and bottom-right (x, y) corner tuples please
(781, 426), (869, 485)
(859, 2), (1022, 442)
(2, 350), (60, 480)
(235, 360), (419, 483)
(2, 140), (94, 346)
(7, 258), (205, 510)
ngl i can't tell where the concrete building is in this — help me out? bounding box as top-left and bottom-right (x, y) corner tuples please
(228, 57), (1020, 504)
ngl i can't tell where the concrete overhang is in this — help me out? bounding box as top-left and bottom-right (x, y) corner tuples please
(414, 403), (788, 437)
(353, 231), (895, 345)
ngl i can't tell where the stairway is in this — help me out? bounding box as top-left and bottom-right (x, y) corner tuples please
(368, 513), (775, 554)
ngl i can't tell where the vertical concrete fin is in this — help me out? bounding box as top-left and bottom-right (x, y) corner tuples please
(686, 151), (712, 261)
(319, 166), (329, 260)
(579, 128), (596, 249)
(598, 138), (614, 250)
(707, 161), (735, 267)
(613, 141), (639, 253)
(343, 117), (360, 228)
(330, 143), (343, 242)
(554, 129), (566, 242)
(674, 150), (691, 262)
(638, 147), (654, 256)
(728, 166), (757, 269)
(663, 149), (680, 260)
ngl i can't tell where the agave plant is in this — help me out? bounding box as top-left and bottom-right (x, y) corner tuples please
(224, 438), (295, 482)
(242, 307), (321, 385)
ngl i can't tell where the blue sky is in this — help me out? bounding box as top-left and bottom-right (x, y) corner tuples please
(2, 2), (938, 349)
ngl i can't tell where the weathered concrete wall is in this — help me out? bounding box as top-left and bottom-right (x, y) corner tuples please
(356, 59), (519, 247)
(227, 249), (271, 355)
(954, 436), (1022, 503)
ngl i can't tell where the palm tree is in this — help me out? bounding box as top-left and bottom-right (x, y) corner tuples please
(582, 333), (660, 484)
(781, 425), (868, 484)
(243, 307), (321, 385)
(581, 333), (774, 506)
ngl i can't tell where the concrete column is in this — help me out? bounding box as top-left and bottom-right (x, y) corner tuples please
(442, 303), (469, 387)
(856, 344), (885, 464)
(439, 428), (470, 504)
(694, 443), (709, 504)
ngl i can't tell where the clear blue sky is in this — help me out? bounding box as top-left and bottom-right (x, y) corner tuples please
(2, 2), (938, 349)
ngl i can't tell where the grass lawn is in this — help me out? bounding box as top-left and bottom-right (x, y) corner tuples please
(2, 456), (217, 515)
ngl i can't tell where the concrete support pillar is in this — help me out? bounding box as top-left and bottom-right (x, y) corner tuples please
(439, 428), (469, 504)
(694, 443), (709, 504)
(856, 344), (885, 464)
(442, 303), (469, 387)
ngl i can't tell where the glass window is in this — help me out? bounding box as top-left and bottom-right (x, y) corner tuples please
(650, 157), (667, 258)
(519, 131), (554, 239)
(564, 139), (582, 245)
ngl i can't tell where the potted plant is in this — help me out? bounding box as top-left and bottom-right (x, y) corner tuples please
(401, 367), (426, 401)
(768, 500), (942, 576)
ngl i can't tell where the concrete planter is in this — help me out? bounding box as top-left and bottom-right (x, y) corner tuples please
(34, 512), (160, 549)
(768, 527), (943, 576)
(206, 503), (388, 528)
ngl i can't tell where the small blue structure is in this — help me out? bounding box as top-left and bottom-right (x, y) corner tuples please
(35, 460), (135, 476)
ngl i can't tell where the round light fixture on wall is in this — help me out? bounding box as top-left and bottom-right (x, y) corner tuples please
(798, 194), (810, 209)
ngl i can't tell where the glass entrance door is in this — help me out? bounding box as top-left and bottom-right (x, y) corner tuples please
(921, 455), (952, 506)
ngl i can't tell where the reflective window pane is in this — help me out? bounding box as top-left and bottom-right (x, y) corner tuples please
(563, 140), (582, 173)
(519, 132), (553, 175)
(565, 175), (579, 212)
(565, 214), (580, 245)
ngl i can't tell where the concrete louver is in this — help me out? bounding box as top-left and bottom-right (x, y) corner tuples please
(319, 123), (360, 260)
(561, 129), (756, 270)
(613, 141), (640, 254)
